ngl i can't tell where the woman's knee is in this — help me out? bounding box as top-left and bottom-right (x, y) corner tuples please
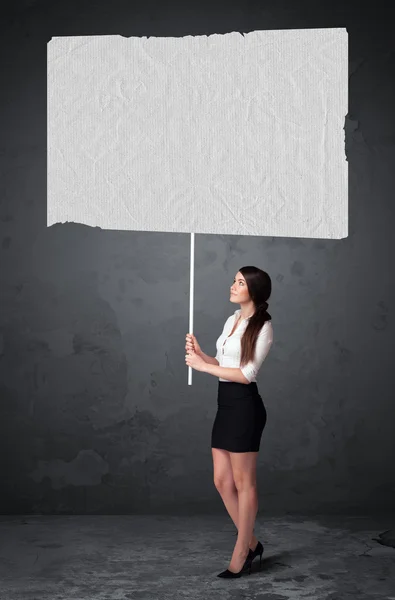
(233, 476), (257, 492)
(214, 476), (237, 493)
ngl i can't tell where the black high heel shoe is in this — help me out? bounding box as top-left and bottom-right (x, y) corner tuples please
(244, 540), (264, 571)
(217, 556), (253, 578)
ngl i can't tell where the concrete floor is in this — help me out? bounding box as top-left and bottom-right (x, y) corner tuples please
(0, 514), (394, 599)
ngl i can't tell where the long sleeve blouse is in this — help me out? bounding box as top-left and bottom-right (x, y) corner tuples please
(215, 308), (273, 383)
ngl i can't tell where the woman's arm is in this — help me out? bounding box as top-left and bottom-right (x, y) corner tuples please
(239, 322), (273, 382)
(199, 351), (219, 366)
(203, 364), (250, 384)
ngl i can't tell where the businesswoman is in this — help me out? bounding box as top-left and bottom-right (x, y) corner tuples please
(185, 265), (273, 579)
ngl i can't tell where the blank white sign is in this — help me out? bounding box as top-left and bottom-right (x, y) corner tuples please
(47, 28), (348, 239)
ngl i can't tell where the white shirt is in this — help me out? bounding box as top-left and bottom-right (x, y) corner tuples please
(215, 308), (273, 383)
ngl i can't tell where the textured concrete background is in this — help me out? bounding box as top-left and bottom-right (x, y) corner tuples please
(0, 1), (394, 515)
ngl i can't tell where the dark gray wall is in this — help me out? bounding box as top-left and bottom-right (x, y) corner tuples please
(1, 1), (394, 515)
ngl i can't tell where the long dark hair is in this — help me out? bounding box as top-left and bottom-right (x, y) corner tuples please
(238, 266), (272, 367)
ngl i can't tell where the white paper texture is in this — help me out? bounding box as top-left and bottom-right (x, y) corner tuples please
(47, 28), (348, 239)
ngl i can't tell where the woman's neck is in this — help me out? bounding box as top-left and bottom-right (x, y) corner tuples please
(239, 303), (255, 320)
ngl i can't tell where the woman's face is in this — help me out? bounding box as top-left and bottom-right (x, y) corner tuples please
(230, 272), (250, 303)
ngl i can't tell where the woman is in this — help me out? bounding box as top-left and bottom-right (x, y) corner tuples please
(185, 266), (273, 579)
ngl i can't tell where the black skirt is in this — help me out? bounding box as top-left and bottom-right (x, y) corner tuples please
(211, 381), (267, 452)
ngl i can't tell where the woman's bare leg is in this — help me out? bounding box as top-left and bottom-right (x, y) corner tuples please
(227, 451), (259, 572)
(212, 448), (258, 550)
